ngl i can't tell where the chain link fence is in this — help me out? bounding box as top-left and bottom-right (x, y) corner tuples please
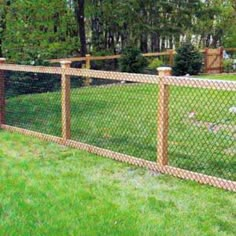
(0, 61), (235, 191)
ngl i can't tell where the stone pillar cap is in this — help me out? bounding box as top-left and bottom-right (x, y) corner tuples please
(0, 58), (6, 62)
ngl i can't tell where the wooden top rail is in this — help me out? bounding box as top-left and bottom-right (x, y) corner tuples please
(48, 47), (236, 63)
(49, 51), (174, 63)
(0, 63), (62, 75)
(0, 63), (159, 84)
(50, 55), (120, 63)
(143, 51), (175, 57)
(49, 55), (121, 63)
(0, 63), (236, 90)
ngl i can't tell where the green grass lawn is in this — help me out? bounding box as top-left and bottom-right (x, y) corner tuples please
(5, 74), (236, 181)
(196, 74), (236, 81)
(0, 130), (235, 235)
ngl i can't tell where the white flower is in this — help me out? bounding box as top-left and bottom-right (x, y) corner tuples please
(229, 107), (236, 114)
(188, 111), (196, 119)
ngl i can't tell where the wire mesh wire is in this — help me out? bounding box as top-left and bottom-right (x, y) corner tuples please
(70, 77), (158, 160)
(1, 64), (236, 190)
(5, 70), (61, 136)
(168, 85), (236, 181)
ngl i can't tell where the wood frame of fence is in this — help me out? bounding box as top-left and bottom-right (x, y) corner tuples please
(49, 50), (176, 65)
(49, 48), (236, 74)
(0, 61), (236, 192)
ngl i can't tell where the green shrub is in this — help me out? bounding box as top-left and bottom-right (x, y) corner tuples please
(119, 47), (148, 73)
(223, 59), (234, 73)
(148, 58), (164, 70)
(173, 42), (202, 76)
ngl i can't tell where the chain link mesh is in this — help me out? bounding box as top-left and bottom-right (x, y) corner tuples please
(70, 79), (158, 160)
(169, 85), (236, 181)
(5, 70), (61, 136)
(0, 63), (235, 191)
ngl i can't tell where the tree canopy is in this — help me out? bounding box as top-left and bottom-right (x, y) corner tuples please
(0, 0), (235, 63)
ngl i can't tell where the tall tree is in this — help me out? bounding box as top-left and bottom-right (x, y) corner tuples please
(0, 0), (11, 57)
(1, 0), (236, 62)
(3, 0), (79, 63)
(74, 0), (87, 56)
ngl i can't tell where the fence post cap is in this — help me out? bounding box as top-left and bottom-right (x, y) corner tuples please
(157, 67), (172, 77)
(60, 60), (71, 65)
(0, 58), (6, 63)
(157, 67), (172, 71)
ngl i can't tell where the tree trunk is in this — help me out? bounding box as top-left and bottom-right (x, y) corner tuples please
(205, 34), (211, 48)
(140, 34), (148, 53)
(161, 36), (166, 51)
(151, 33), (158, 52)
(0, 38), (3, 57)
(74, 0), (87, 56)
(169, 36), (173, 49)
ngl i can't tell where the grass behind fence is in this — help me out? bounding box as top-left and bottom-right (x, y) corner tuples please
(5, 75), (236, 181)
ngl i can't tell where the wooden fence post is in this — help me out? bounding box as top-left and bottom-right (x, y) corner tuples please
(84, 54), (91, 86)
(168, 49), (174, 66)
(85, 54), (91, 69)
(157, 67), (171, 166)
(0, 58), (6, 126)
(60, 61), (71, 141)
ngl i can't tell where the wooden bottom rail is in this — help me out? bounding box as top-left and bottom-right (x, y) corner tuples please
(1, 124), (235, 192)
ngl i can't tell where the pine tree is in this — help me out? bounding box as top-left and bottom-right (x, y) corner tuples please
(173, 42), (202, 76)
